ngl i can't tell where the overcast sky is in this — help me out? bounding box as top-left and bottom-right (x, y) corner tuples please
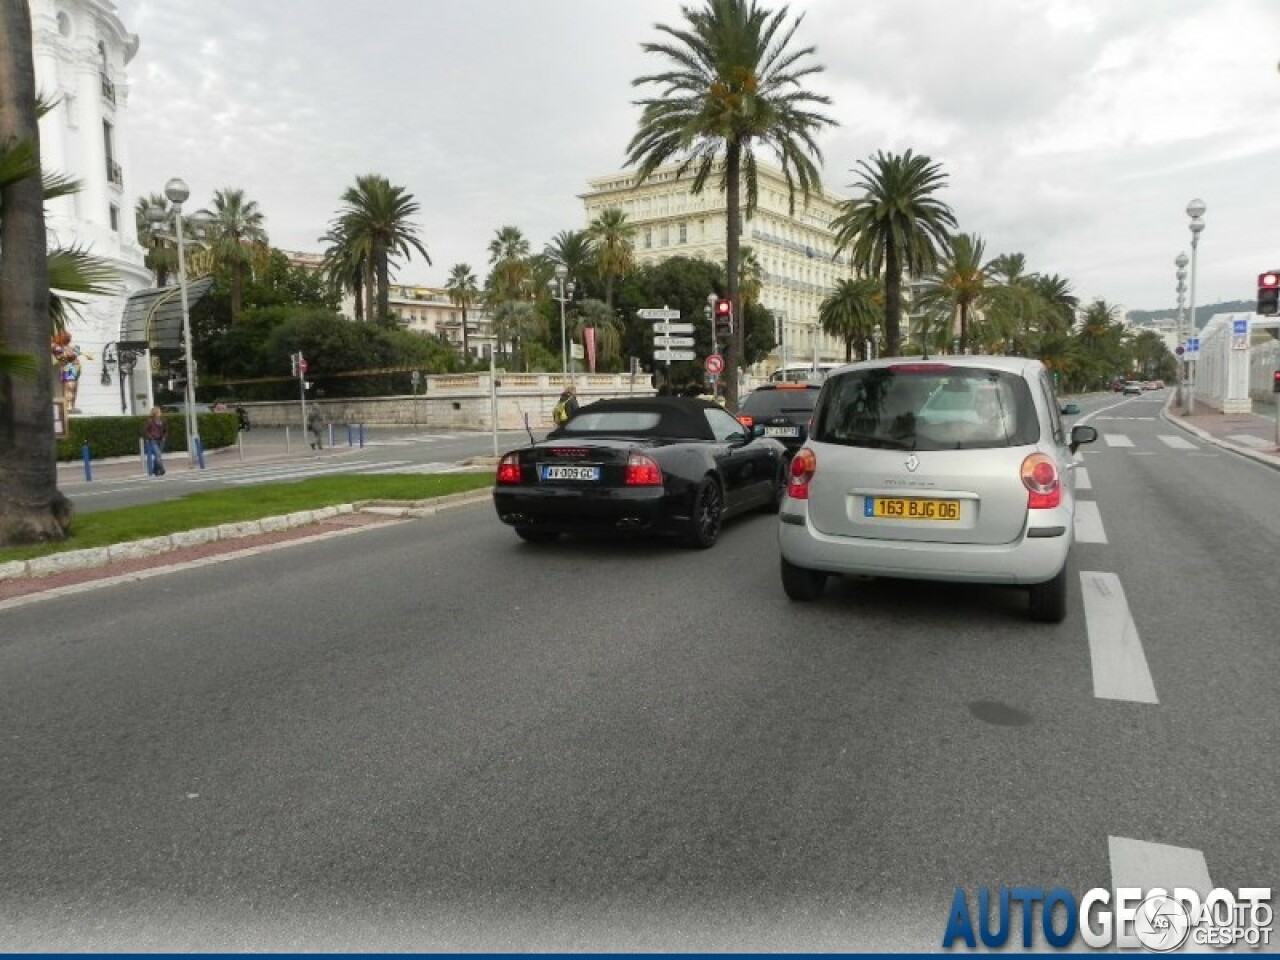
(113, 0), (1280, 314)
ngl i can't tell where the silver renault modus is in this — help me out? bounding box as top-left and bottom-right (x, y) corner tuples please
(777, 357), (1098, 622)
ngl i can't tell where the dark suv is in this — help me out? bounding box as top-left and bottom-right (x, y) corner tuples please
(735, 383), (821, 457)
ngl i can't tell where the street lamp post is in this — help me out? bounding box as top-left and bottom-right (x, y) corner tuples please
(1186, 199), (1206, 416)
(1175, 252), (1188, 409)
(149, 178), (200, 464)
(550, 265), (575, 384)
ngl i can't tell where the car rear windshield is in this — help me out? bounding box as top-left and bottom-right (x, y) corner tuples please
(561, 410), (663, 433)
(739, 388), (819, 417)
(810, 366), (1040, 450)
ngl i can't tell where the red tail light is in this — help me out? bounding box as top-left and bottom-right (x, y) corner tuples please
(737, 415), (754, 428)
(1021, 453), (1060, 509)
(788, 448), (817, 499)
(889, 363), (951, 373)
(624, 452), (663, 486)
(496, 452), (522, 485)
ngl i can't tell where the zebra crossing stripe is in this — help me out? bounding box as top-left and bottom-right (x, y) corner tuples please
(1103, 434), (1134, 448)
(1158, 435), (1197, 450)
(1075, 467), (1092, 491)
(1108, 836), (1213, 898)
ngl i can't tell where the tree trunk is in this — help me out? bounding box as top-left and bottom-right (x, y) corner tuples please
(724, 143), (742, 409)
(374, 240), (389, 325)
(0, 0), (72, 546)
(353, 278), (364, 322)
(883, 238), (902, 357)
(230, 261), (243, 322)
(461, 304), (469, 360)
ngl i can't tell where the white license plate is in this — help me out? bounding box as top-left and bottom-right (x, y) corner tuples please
(765, 426), (799, 437)
(540, 464), (600, 481)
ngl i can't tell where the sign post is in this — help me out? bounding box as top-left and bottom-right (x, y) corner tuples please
(641, 306), (687, 390)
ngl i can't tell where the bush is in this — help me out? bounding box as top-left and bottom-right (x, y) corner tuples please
(57, 413), (238, 461)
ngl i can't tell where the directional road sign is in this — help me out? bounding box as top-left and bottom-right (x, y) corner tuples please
(1189, 337), (1200, 354)
(653, 321), (695, 334)
(654, 349), (696, 362)
(638, 307), (682, 320)
(654, 335), (695, 347)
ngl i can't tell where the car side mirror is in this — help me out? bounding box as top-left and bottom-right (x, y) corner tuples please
(728, 430), (750, 446)
(1069, 424), (1097, 454)
(1060, 403), (1080, 416)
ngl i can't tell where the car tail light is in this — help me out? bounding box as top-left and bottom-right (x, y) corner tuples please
(788, 448), (817, 499)
(624, 452), (662, 486)
(889, 363), (951, 373)
(737, 415), (754, 428)
(497, 452), (522, 485)
(1021, 453), (1060, 509)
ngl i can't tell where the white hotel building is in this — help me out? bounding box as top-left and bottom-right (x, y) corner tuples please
(581, 163), (855, 369)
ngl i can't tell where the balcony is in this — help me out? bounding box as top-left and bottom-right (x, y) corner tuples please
(106, 159), (123, 186)
(100, 73), (116, 105)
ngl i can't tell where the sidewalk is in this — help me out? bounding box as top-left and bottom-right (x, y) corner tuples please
(1161, 393), (1280, 471)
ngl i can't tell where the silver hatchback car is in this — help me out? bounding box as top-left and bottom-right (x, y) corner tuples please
(777, 357), (1098, 622)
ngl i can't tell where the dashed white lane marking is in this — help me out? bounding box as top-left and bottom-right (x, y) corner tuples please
(1080, 571), (1158, 704)
(1075, 467), (1092, 491)
(1159, 435), (1197, 450)
(1226, 434), (1271, 449)
(1096, 416), (1157, 421)
(1104, 434), (1134, 448)
(1109, 836), (1213, 897)
(1073, 501), (1107, 543)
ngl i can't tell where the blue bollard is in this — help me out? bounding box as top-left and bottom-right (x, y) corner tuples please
(359, 423), (365, 448)
(82, 441), (92, 481)
(194, 436), (206, 469)
(347, 424), (354, 447)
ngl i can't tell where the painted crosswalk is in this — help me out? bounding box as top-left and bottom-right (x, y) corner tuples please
(1158, 434), (1197, 449)
(1103, 433), (1135, 447)
(363, 433), (462, 447)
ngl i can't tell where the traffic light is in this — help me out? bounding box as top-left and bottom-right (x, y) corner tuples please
(1257, 271), (1280, 316)
(714, 298), (733, 338)
(1273, 369), (1280, 393)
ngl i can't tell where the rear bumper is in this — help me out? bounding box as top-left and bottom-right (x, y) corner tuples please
(493, 485), (687, 533)
(778, 503), (1071, 585)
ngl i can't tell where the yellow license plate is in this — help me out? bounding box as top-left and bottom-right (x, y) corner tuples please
(866, 497), (961, 521)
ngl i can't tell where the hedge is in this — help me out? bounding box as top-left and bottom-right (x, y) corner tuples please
(57, 413), (239, 461)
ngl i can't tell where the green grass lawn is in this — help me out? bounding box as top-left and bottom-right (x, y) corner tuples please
(0, 473), (494, 565)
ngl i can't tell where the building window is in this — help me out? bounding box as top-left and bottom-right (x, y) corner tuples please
(644, 228), (652, 249)
(108, 203), (119, 232)
(660, 226), (669, 246)
(63, 94), (77, 128)
(679, 222), (687, 244)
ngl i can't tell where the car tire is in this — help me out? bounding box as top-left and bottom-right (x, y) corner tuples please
(1028, 563), (1068, 623)
(514, 527), (559, 543)
(781, 556), (826, 601)
(761, 460), (787, 514)
(685, 477), (724, 549)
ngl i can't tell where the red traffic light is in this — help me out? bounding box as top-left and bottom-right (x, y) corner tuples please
(715, 298), (732, 317)
(1259, 272), (1280, 288)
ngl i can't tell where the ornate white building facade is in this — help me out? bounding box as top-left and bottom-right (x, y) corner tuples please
(581, 163), (855, 370)
(31, 0), (151, 416)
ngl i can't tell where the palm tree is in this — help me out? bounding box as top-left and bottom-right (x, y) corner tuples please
(335, 174), (431, 325)
(738, 246), (764, 309)
(830, 150), (957, 357)
(488, 300), (545, 372)
(134, 192), (180, 286)
(819, 276), (882, 361)
(585, 207), (635, 311)
(626, 0), (834, 407)
(543, 230), (595, 289)
(924, 233), (989, 354)
(487, 225), (532, 303)
(571, 299), (625, 370)
(1028, 273), (1078, 338)
(318, 220), (367, 322)
(198, 187), (269, 322)
(444, 263), (480, 359)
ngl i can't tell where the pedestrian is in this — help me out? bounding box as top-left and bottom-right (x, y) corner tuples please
(552, 384), (579, 427)
(307, 408), (324, 450)
(235, 405), (251, 431)
(142, 406), (168, 476)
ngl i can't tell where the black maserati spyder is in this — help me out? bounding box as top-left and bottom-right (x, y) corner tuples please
(493, 396), (788, 548)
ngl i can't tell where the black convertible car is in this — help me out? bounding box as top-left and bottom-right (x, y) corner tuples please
(493, 396), (788, 548)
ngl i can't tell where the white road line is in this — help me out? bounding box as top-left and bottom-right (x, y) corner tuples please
(1226, 434), (1271, 449)
(1075, 467), (1092, 491)
(224, 462), (415, 485)
(1104, 434), (1135, 447)
(1073, 501), (1107, 543)
(1080, 572), (1158, 704)
(1096, 416), (1156, 421)
(1109, 836), (1213, 897)
(1159, 435), (1197, 450)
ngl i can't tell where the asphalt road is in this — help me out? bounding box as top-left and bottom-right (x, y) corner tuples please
(1, 390), (1276, 950)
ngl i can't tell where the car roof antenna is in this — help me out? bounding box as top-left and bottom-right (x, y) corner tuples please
(524, 410), (535, 446)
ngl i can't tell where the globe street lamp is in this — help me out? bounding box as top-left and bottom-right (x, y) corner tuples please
(550, 265), (575, 384)
(148, 177), (200, 464)
(1175, 252), (1188, 409)
(1186, 199), (1206, 416)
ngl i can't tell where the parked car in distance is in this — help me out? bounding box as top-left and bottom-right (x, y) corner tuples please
(493, 396), (788, 548)
(777, 356), (1098, 622)
(735, 383), (821, 458)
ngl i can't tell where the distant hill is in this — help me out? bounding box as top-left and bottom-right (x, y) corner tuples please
(1127, 300), (1254, 329)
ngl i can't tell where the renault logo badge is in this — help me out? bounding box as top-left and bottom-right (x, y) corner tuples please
(905, 454), (920, 472)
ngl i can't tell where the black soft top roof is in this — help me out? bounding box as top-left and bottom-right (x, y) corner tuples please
(550, 396), (724, 441)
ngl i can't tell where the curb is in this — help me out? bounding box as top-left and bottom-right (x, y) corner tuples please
(0, 489), (493, 585)
(1160, 397), (1280, 473)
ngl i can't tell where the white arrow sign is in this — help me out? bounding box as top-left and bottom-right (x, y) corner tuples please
(653, 321), (695, 334)
(654, 335), (695, 347)
(638, 307), (682, 320)
(654, 349), (697, 362)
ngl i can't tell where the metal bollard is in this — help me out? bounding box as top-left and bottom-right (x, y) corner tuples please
(285, 425), (291, 453)
(194, 436), (206, 469)
(237, 430), (244, 462)
(359, 423), (365, 448)
(346, 424), (353, 447)
(82, 441), (92, 481)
